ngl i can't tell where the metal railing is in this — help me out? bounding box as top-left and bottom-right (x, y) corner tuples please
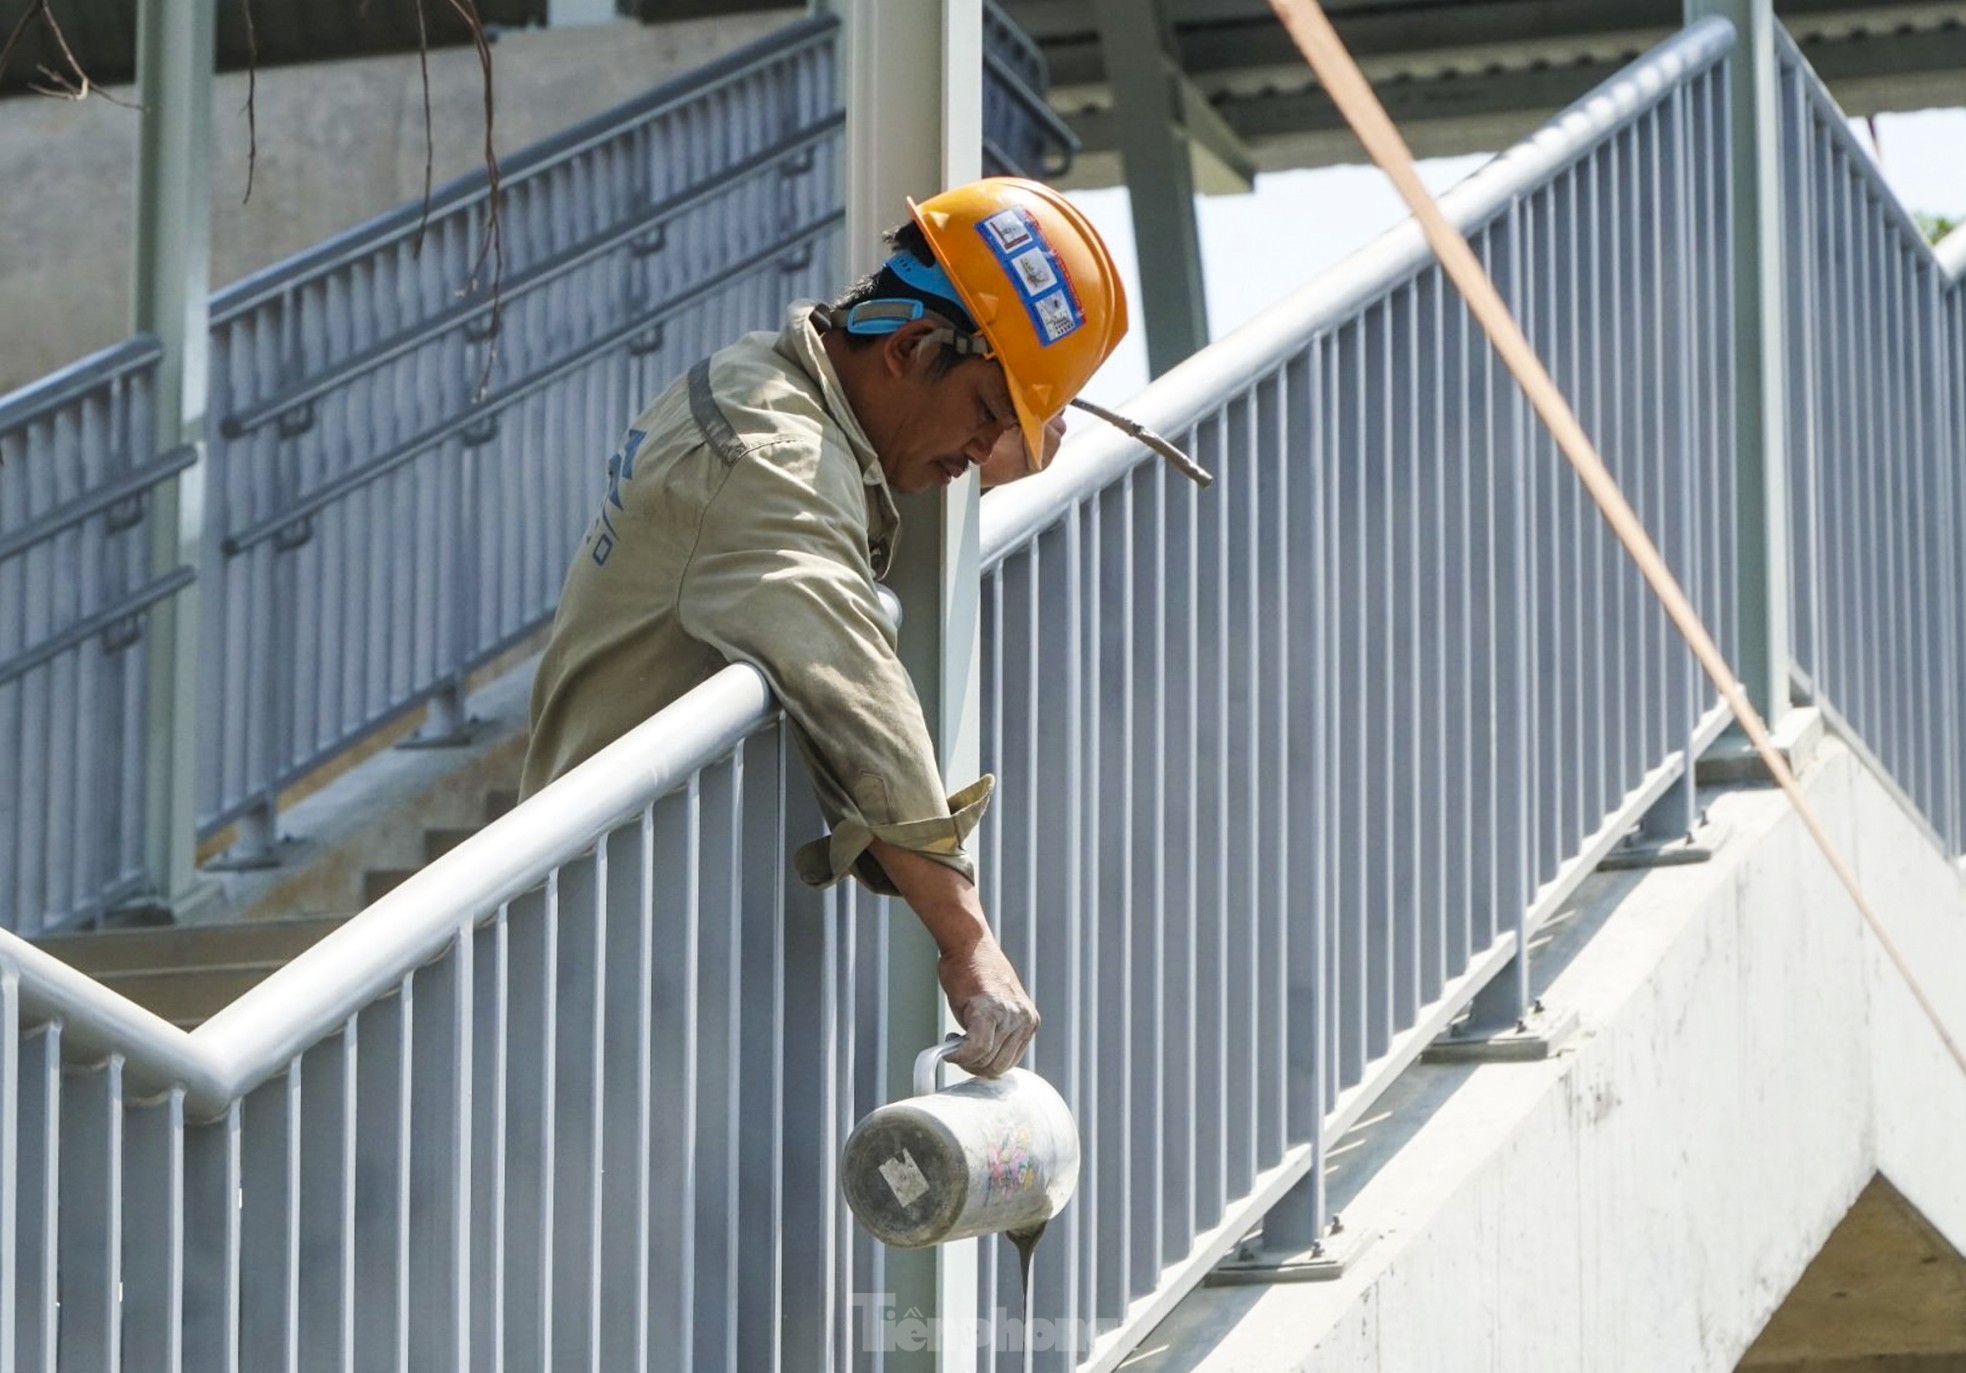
(33, 15), (1966, 1373)
(1779, 32), (1966, 855)
(974, 19), (1738, 1364)
(983, 0), (1080, 179)
(0, 339), (192, 935)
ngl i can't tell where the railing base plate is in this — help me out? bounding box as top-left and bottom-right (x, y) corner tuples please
(1421, 1004), (1579, 1064)
(1207, 1226), (1375, 1285)
(397, 715), (481, 750)
(1599, 817), (1728, 871)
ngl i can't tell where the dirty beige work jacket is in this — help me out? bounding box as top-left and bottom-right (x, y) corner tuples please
(522, 303), (991, 894)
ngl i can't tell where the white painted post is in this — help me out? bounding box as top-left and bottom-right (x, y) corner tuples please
(1686, 0), (1792, 727)
(134, 0), (220, 919)
(843, 1), (983, 1368)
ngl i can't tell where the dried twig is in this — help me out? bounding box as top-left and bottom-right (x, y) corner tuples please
(439, 0), (504, 398)
(4, 0), (132, 105)
(0, 3), (37, 81)
(410, 0), (435, 254)
(239, 0), (259, 202)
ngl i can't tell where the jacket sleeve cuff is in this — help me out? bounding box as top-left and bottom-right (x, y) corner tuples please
(793, 775), (994, 895)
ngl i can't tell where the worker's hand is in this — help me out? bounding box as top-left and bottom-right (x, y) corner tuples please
(937, 933), (1040, 1077)
(977, 413), (1067, 488)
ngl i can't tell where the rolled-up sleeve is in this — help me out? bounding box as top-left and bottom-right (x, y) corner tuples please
(676, 436), (992, 895)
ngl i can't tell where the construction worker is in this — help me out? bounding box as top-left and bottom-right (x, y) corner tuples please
(521, 178), (1128, 1078)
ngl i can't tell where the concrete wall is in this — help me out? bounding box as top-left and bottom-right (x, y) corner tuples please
(1128, 726), (1966, 1371)
(0, 11), (798, 395)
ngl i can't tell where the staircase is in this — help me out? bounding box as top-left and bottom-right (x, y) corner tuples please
(360, 786), (519, 905)
(33, 785), (523, 1028)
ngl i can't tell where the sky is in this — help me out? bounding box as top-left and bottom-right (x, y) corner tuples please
(1065, 108), (1966, 409)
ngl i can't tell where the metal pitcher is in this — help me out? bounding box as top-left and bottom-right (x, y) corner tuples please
(841, 1034), (1080, 1249)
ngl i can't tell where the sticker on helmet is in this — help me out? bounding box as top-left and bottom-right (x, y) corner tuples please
(1010, 249), (1057, 295)
(1033, 291), (1079, 342)
(983, 209), (1032, 253)
(975, 207), (1085, 348)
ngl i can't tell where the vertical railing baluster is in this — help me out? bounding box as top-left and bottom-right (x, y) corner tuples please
(120, 1085), (184, 1368)
(544, 851), (603, 1373)
(1091, 477), (1133, 1326)
(240, 1064), (300, 1371)
(649, 789), (700, 1373)
(59, 1056), (123, 1370)
(598, 815), (654, 1371)
(297, 1027), (356, 1373)
(0, 971), (16, 1373)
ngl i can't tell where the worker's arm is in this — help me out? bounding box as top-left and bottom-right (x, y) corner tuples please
(870, 839), (1039, 1077)
(677, 429), (1038, 1074)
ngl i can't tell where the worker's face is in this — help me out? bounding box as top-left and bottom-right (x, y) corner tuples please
(867, 324), (1021, 494)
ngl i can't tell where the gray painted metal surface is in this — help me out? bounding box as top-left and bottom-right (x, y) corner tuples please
(0, 340), (190, 936)
(1778, 28), (1966, 858)
(0, 20), (1771, 1372)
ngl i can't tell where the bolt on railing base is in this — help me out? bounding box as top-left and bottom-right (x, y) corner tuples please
(1599, 815), (1728, 871)
(1207, 1220), (1375, 1285)
(1422, 1000), (1580, 1065)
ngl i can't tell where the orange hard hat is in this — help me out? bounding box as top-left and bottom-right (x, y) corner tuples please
(906, 177), (1129, 470)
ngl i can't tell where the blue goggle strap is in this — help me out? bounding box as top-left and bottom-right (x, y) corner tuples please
(842, 298), (925, 336)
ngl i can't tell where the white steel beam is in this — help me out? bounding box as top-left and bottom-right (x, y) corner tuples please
(843, 2), (983, 1369)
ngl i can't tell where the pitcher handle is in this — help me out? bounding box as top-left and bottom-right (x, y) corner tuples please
(912, 1033), (966, 1097)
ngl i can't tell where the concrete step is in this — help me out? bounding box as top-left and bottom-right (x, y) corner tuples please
(424, 826), (480, 862)
(362, 868), (421, 905)
(34, 915), (349, 977)
(97, 961), (291, 1028)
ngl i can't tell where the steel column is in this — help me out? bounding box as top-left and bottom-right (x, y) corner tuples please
(1685, 0), (1792, 726)
(1091, 0), (1211, 376)
(133, 0), (218, 916)
(844, 1), (983, 1367)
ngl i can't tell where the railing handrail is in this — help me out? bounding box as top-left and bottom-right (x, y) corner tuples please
(0, 334), (162, 440)
(0, 662), (776, 1115)
(1936, 223), (1966, 281)
(215, 113), (847, 442)
(980, 14), (1739, 570)
(1772, 26), (1961, 283)
(208, 14), (838, 325)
